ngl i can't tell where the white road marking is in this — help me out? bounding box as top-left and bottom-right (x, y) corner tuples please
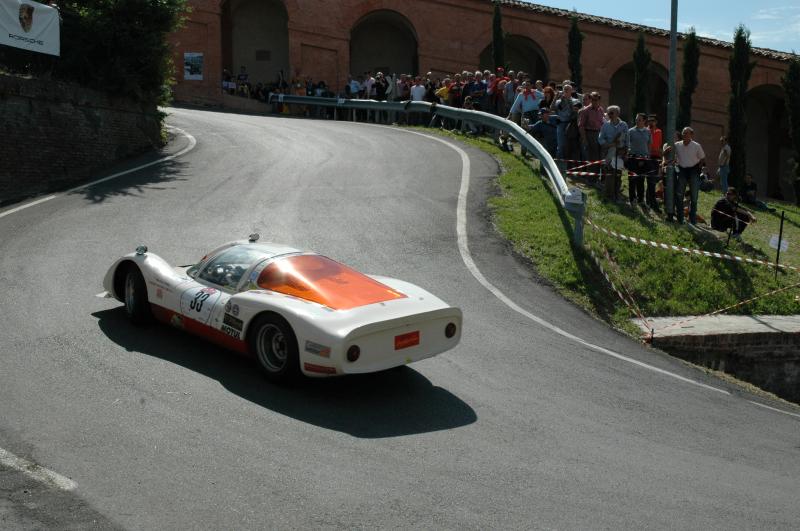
(748, 401), (800, 419)
(0, 447), (77, 491)
(0, 195), (57, 219)
(397, 128), (729, 395)
(0, 126), (196, 219)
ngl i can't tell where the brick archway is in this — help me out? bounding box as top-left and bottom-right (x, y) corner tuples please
(350, 9), (419, 77)
(477, 34), (549, 82)
(609, 61), (668, 124)
(746, 84), (793, 200)
(220, 0), (291, 86)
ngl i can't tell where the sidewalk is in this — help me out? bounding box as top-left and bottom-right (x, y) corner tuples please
(634, 315), (800, 403)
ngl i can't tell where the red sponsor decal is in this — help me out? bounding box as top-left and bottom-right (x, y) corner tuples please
(394, 331), (420, 350)
(156, 288), (163, 299)
(150, 304), (247, 354)
(303, 362), (337, 375)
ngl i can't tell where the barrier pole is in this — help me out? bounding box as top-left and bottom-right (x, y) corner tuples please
(776, 210), (785, 281)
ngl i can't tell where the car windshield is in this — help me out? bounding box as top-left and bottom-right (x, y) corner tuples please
(197, 245), (269, 288)
(256, 254), (406, 310)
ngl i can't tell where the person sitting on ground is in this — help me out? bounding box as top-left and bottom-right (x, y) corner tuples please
(711, 187), (756, 240)
(740, 173), (776, 212)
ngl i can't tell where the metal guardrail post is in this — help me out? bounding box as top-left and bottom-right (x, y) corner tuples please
(563, 188), (586, 246)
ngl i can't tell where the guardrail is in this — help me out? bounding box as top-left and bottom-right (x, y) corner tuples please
(268, 94), (586, 244)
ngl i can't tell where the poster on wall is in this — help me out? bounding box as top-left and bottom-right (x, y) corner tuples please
(0, 0), (60, 56)
(184, 52), (204, 81)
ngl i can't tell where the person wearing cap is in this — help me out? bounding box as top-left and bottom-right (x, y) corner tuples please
(551, 84), (580, 159)
(529, 108), (558, 157)
(711, 187), (755, 240)
(673, 126), (706, 224)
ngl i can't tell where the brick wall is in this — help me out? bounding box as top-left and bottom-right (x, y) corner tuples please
(0, 74), (161, 207)
(653, 333), (800, 403)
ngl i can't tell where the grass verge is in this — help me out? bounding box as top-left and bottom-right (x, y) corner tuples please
(418, 128), (800, 332)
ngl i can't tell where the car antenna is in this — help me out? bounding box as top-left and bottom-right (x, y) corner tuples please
(248, 233), (260, 243)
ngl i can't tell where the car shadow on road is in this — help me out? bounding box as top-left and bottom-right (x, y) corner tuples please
(92, 308), (477, 438)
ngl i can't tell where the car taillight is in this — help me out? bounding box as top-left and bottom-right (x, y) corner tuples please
(445, 322), (457, 338)
(346, 345), (360, 362)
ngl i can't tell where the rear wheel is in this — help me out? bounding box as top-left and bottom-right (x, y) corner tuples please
(249, 314), (300, 383)
(124, 266), (152, 325)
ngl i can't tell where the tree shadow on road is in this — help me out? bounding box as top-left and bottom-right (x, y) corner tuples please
(68, 150), (189, 204)
(92, 308), (477, 439)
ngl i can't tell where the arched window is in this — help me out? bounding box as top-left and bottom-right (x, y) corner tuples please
(350, 10), (419, 77)
(746, 84), (793, 200)
(479, 35), (549, 82)
(221, 0), (290, 87)
(609, 62), (668, 124)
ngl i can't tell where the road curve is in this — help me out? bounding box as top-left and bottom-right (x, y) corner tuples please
(0, 107), (798, 530)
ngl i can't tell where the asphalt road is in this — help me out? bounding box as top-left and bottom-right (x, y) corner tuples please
(1, 107), (799, 530)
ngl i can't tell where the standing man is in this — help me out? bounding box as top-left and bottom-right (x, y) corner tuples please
(627, 113), (652, 207)
(718, 136), (731, 192)
(578, 91), (604, 167)
(551, 84), (579, 160)
(409, 76), (427, 125)
(674, 127), (706, 224)
(598, 105), (629, 201)
(647, 115), (663, 211)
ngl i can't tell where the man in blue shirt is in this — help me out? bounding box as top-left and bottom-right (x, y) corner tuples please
(627, 113), (652, 207)
(598, 105), (629, 201)
(529, 108), (558, 157)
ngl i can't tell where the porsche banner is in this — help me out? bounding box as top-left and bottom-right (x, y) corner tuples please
(0, 0), (60, 56)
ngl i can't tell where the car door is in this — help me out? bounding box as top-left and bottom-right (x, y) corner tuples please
(181, 245), (265, 337)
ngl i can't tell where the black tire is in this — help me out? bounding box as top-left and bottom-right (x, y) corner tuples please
(248, 314), (300, 383)
(123, 266), (153, 326)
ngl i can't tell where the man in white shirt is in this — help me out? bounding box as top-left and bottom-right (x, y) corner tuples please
(673, 126), (706, 224)
(409, 76), (427, 125)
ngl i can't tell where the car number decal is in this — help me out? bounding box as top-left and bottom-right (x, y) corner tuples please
(180, 286), (221, 325)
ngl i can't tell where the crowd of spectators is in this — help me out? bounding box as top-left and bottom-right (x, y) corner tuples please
(223, 64), (777, 235)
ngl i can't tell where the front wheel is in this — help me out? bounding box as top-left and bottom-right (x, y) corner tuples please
(124, 266), (152, 325)
(248, 314), (300, 383)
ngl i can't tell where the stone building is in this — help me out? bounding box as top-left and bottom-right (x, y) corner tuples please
(170, 0), (798, 200)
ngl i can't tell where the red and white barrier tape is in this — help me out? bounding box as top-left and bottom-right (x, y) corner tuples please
(601, 247), (652, 332)
(567, 171), (604, 177)
(585, 218), (799, 273)
(587, 246), (652, 333)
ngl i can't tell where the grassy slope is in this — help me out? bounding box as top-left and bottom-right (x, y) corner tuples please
(425, 130), (800, 331)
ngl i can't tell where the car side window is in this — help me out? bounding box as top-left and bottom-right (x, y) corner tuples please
(196, 246), (265, 289)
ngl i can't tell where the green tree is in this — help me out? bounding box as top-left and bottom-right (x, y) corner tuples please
(492, 1), (504, 70)
(49, 0), (188, 105)
(677, 29), (700, 129)
(632, 32), (651, 118)
(782, 57), (800, 203)
(727, 25), (756, 189)
(567, 15), (584, 92)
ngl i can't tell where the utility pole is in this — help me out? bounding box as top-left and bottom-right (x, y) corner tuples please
(665, 0), (678, 219)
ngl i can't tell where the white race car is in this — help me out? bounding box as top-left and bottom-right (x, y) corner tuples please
(102, 235), (462, 382)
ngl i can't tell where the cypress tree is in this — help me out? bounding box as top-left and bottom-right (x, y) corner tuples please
(677, 29), (700, 129)
(567, 15), (584, 92)
(492, 1), (504, 70)
(782, 58), (800, 203)
(727, 25), (755, 189)
(632, 32), (651, 118)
